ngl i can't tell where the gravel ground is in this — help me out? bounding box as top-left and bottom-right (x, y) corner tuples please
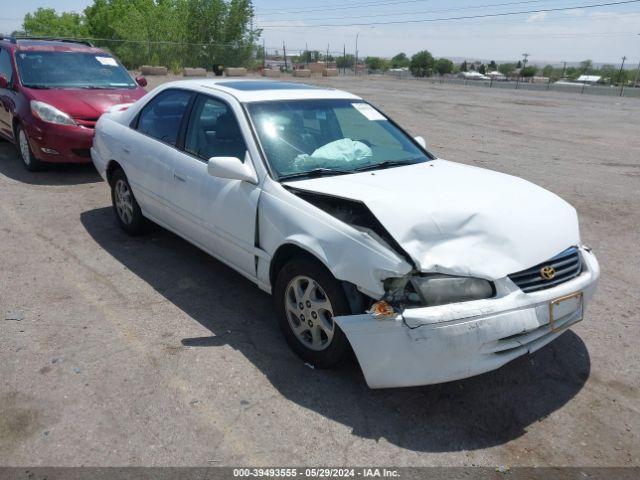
(1, 75), (638, 467)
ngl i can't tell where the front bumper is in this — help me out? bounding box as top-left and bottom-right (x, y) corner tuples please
(26, 121), (94, 164)
(335, 247), (599, 389)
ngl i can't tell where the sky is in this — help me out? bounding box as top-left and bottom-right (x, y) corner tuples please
(1, 0), (639, 64)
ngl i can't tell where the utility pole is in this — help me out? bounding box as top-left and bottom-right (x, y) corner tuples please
(326, 43), (330, 68)
(618, 56), (627, 96)
(522, 52), (529, 82)
(262, 38), (266, 70)
(561, 61), (567, 78)
(283, 42), (288, 71)
(355, 32), (360, 76)
(305, 42), (308, 68)
(635, 34), (640, 88)
(343, 44), (346, 75)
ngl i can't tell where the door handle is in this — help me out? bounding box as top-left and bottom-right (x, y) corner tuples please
(173, 172), (186, 182)
(122, 147), (130, 154)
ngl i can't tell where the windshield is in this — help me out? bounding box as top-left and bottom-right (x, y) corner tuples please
(15, 51), (136, 89)
(247, 99), (431, 180)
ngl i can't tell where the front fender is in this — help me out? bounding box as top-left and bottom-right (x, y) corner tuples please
(259, 179), (412, 298)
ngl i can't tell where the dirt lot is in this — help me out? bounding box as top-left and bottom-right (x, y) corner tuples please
(1, 76), (638, 467)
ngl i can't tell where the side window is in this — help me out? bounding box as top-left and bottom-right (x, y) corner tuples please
(136, 89), (193, 146)
(0, 48), (13, 83)
(185, 96), (247, 161)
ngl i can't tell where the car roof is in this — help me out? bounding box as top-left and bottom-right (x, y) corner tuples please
(158, 78), (362, 103)
(1, 38), (103, 54)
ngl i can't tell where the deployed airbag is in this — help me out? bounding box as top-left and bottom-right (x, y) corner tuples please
(293, 138), (372, 170)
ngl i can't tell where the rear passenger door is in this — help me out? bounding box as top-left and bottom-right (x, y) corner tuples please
(126, 88), (194, 222)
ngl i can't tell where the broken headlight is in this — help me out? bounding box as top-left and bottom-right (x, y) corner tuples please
(384, 274), (494, 307)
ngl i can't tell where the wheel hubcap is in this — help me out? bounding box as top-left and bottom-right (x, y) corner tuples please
(19, 130), (31, 166)
(114, 179), (134, 225)
(285, 275), (335, 351)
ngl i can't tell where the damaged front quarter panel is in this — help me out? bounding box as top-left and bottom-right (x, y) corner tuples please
(257, 178), (413, 299)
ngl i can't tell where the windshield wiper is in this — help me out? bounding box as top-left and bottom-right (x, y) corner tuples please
(352, 159), (421, 172)
(279, 168), (352, 181)
(24, 84), (51, 89)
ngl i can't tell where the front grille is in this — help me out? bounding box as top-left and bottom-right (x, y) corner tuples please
(509, 247), (582, 293)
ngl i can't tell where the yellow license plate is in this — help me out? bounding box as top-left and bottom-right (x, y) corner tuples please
(548, 291), (584, 332)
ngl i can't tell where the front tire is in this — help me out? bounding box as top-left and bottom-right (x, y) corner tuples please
(110, 169), (149, 236)
(274, 256), (352, 368)
(16, 125), (43, 172)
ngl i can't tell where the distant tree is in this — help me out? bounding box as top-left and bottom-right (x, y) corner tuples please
(365, 56), (387, 71)
(336, 54), (355, 69)
(300, 50), (321, 63)
(516, 60), (523, 68)
(498, 63), (516, 76)
(390, 52), (410, 68)
(410, 50), (435, 77)
(488, 60), (497, 71)
(22, 0), (260, 70)
(599, 64), (616, 84)
(435, 57), (454, 75)
(542, 65), (555, 78)
(521, 66), (537, 77)
(565, 66), (579, 79)
(459, 60), (468, 72)
(610, 68), (629, 85)
(23, 7), (88, 37)
(478, 64), (486, 75)
(580, 59), (593, 74)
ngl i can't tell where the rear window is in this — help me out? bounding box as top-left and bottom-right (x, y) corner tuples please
(136, 89), (193, 146)
(15, 51), (136, 89)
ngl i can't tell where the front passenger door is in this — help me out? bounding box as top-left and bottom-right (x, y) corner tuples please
(177, 94), (261, 278)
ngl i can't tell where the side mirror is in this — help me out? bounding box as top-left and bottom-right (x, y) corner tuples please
(414, 136), (426, 149)
(207, 154), (257, 184)
(135, 76), (148, 87)
(0, 75), (8, 89)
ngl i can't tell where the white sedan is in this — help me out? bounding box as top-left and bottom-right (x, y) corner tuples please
(91, 79), (599, 388)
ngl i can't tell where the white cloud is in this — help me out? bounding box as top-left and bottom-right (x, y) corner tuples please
(526, 11), (548, 23)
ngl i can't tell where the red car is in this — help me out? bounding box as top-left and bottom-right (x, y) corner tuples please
(0, 37), (148, 171)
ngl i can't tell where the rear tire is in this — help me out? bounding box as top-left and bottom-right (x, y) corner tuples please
(16, 125), (43, 172)
(274, 256), (352, 368)
(110, 169), (150, 236)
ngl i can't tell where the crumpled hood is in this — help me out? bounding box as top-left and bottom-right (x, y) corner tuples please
(28, 88), (146, 119)
(286, 159), (580, 280)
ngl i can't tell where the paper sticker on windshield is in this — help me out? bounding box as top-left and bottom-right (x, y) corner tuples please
(96, 56), (118, 67)
(352, 103), (386, 121)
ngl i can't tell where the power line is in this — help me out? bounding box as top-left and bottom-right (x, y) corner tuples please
(256, 0), (438, 15)
(258, 0), (640, 28)
(257, 0), (556, 23)
(260, 10), (640, 33)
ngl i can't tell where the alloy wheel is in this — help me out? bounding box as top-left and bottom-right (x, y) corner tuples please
(19, 129), (31, 166)
(285, 275), (335, 351)
(114, 179), (134, 225)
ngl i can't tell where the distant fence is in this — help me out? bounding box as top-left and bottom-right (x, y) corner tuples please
(380, 72), (640, 99)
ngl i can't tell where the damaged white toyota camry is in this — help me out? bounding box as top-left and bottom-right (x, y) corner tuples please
(91, 79), (599, 388)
